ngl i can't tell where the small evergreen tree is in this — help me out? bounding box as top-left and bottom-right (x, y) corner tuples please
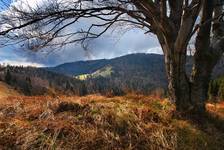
(79, 83), (87, 96)
(23, 77), (32, 95)
(5, 69), (11, 84)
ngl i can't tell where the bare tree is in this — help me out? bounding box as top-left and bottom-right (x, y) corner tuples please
(0, 0), (223, 114)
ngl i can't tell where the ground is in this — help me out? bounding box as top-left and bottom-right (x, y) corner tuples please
(0, 83), (223, 149)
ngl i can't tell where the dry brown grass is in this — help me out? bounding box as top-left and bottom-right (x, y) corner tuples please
(207, 102), (224, 119)
(0, 82), (20, 99)
(0, 93), (223, 149)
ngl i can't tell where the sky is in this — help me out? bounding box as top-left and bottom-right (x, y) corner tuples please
(0, 0), (162, 67)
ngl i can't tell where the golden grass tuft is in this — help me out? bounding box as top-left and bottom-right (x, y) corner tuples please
(206, 102), (224, 119)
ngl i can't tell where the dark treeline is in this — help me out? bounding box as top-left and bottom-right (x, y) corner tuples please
(0, 65), (166, 97)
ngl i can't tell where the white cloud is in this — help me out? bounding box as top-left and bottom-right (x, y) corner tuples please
(11, 0), (46, 9)
(0, 60), (44, 67)
(146, 46), (163, 55)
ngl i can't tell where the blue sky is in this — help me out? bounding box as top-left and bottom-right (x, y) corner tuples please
(0, 0), (162, 67)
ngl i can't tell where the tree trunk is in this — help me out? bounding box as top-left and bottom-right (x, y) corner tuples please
(164, 50), (215, 114)
(164, 50), (193, 113)
(190, 47), (222, 114)
(190, 53), (215, 114)
(190, 75), (210, 114)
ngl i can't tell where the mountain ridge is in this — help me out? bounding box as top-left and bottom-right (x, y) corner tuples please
(47, 53), (164, 76)
(46, 53), (224, 79)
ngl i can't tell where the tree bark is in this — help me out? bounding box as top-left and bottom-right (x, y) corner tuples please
(164, 51), (192, 112)
(188, 0), (224, 114)
(191, 58), (213, 114)
(163, 46), (218, 114)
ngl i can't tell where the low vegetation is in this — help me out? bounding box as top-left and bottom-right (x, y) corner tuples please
(209, 75), (224, 102)
(0, 93), (223, 149)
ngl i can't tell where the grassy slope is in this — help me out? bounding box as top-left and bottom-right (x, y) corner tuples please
(0, 81), (20, 99)
(74, 65), (113, 80)
(0, 94), (223, 149)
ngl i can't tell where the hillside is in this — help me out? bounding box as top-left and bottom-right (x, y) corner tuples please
(48, 53), (224, 79)
(0, 81), (20, 98)
(47, 54), (167, 94)
(0, 54), (168, 96)
(48, 58), (109, 76)
(75, 65), (114, 80)
(0, 66), (85, 96)
(46, 53), (224, 95)
(48, 54), (165, 77)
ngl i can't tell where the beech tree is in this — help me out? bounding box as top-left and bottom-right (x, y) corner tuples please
(0, 0), (223, 114)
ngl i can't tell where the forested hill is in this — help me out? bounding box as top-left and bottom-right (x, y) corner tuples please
(0, 66), (85, 96)
(47, 53), (165, 76)
(1, 53), (224, 96)
(46, 54), (168, 94)
(47, 53), (224, 84)
(46, 53), (224, 95)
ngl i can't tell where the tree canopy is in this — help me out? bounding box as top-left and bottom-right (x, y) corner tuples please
(0, 0), (209, 51)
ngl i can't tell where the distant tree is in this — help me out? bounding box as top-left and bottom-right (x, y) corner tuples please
(23, 77), (32, 95)
(5, 68), (11, 84)
(0, 0), (224, 114)
(65, 80), (71, 91)
(111, 86), (124, 96)
(79, 83), (87, 96)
